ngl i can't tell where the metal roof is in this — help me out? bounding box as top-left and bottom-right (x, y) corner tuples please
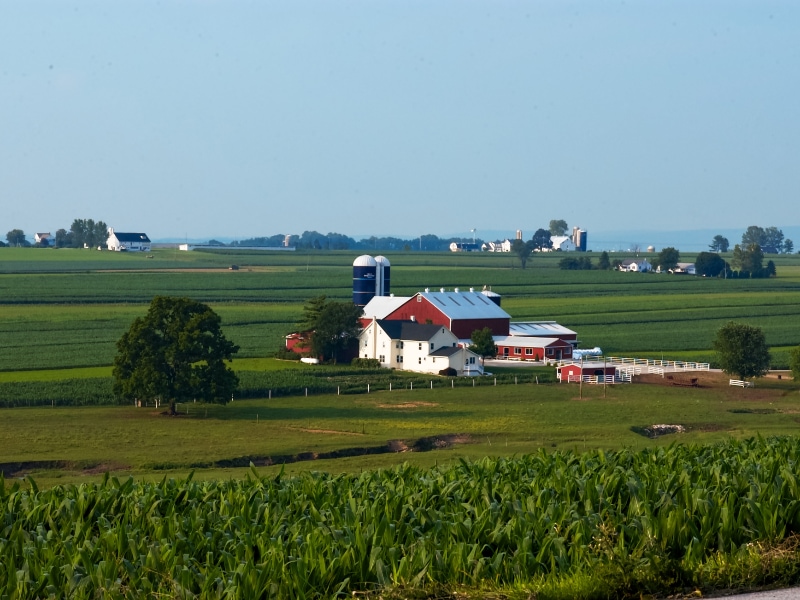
(418, 290), (510, 320)
(374, 320), (448, 341)
(362, 296), (411, 320)
(111, 232), (151, 243)
(429, 346), (462, 357)
(491, 336), (566, 348)
(508, 321), (577, 337)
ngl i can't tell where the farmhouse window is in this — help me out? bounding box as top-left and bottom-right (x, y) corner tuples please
(418, 343), (422, 350)
(430, 343), (434, 350)
(417, 296), (422, 302)
(379, 355), (385, 363)
(525, 348), (533, 355)
(418, 357), (422, 364)
(515, 348), (522, 355)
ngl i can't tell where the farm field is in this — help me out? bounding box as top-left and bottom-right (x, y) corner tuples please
(1, 247), (800, 372)
(1, 371), (799, 486)
(2, 248), (800, 597)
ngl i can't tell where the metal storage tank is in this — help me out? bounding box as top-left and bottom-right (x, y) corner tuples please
(374, 255), (391, 297)
(481, 286), (502, 306)
(353, 255), (378, 306)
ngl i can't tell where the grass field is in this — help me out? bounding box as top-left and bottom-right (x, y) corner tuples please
(2, 371), (798, 487)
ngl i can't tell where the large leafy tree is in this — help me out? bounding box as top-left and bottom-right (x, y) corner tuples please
(299, 296), (363, 363)
(762, 227), (784, 254)
(6, 229), (27, 246)
(70, 218), (109, 248)
(695, 252), (727, 277)
(784, 239), (794, 254)
(113, 296), (239, 414)
(469, 327), (497, 364)
(712, 322), (770, 381)
(709, 235), (729, 253)
(656, 247), (680, 271)
(731, 243), (764, 275)
(510, 239), (535, 269)
(741, 226), (766, 248)
(549, 219), (568, 236)
(597, 251), (611, 270)
(530, 228), (553, 251)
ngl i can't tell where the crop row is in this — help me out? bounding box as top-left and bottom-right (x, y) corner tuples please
(2, 437), (800, 597)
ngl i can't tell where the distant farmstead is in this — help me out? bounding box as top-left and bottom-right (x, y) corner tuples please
(106, 229), (151, 252)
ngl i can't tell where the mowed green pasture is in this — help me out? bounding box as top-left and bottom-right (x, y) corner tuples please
(0, 248), (799, 372)
(2, 376), (799, 487)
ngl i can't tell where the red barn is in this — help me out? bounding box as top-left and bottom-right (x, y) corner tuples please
(384, 289), (511, 339)
(557, 362), (617, 383)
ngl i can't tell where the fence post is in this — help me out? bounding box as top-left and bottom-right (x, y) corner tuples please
(515, 376), (517, 385)
(494, 377), (497, 386)
(411, 382), (413, 391)
(305, 387), (308, 397)
(337, 386), (340, 396)
(367, 383), (370, 393)
(269, 390), (272, 399)
(430, 381), (433, 389)
(390, 382), (392, 392)
(473, 379), (475, 387)
(451, 380), (454, 388)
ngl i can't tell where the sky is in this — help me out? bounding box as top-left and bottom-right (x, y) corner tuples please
(1, 1), (798, 244)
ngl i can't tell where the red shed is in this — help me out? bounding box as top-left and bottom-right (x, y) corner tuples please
(493, 336), (573, 361)
(557, 361), (617, 383)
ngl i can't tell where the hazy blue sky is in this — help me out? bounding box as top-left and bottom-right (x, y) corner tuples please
(2, 1), (798, 242)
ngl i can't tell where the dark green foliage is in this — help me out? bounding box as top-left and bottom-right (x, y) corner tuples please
(510, 239), (534, 269)
(298, 296), (362, 363)
(656, 247), (680, 271)
(709, 235), (729, 253)
(694, 252), (726, 277)
(469, 327), (497, 360)
(549, 219), (568, 236)
(351, 358), (380, 368)
(113, 296), (239, 413)
(69, 218), (108, 248)
(732, 243), (764, 275)
(789, 346), (800, 382)
(712, 321), (771, 380)
(3, 438), (800, 597)
(530, 228), (553, 251)
(598, 251), (611, 270)
(5, 229), (27, 246)
(0, 378), (115, 408)
(559, 256), (593, 270)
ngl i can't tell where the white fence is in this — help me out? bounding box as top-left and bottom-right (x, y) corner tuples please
(565, 373), (631, 384)
(595, 356), (710, 372)
(729, 379), (754, 388)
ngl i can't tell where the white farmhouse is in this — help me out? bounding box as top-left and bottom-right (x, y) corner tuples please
(550, 236), (576, 252)
(106, 229), (151, 252)
(358, 319), (483, 376)
(619, 258), (652, 272)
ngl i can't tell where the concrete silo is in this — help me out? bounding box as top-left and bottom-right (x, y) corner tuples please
(374, 255), (391, 297)
(353, 255), (378, 306)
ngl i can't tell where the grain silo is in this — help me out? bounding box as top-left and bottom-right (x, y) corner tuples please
(374, 255), (391, 297)
(353, 255), (378, 306)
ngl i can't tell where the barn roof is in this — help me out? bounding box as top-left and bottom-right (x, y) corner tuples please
(112, 232), (151, 243)
(492, 336), (567, 348)
(361, 296), (411, 320)
(417, 290), (510, 320)
(508, 321), (577, 337)
(374, 320), (447, 341)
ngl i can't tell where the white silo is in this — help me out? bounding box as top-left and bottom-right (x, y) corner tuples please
(374, 255), (391, 297)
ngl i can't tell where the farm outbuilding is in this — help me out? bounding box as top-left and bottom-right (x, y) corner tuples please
(557, 362), (618, 383)
(106, 229), (151, 252)
(493, 336), (573, 361)
(383, 289), (511, 338)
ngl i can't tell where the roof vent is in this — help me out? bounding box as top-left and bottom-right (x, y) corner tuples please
(440, 287), (445, 293)
(424, 288), (430, 293)
(410, 315), (416, 322)
(469, 287), (474, 292)
(454, 287), (459, 293)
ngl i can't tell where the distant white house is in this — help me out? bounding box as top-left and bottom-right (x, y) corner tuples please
(358, 319), (483, 376)
(619, 258), (652, 273)
(106, 229), (151, 252)
(671, 262), (696, 275)
(34, 233), (52, 245)
(550, 236), (576, 252)
(482, 240), (512, 252)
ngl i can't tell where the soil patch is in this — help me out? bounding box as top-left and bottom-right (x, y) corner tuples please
(286, 427), (364, 436)
(376, 401), (439, 409)
(0, 460), (131, 479)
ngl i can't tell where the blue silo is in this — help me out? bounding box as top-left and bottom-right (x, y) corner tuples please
(375, 255), (390, 297)
(353, 255), (378, 306)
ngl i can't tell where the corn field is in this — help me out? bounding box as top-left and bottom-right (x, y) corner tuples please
(3, 437), (800, 598)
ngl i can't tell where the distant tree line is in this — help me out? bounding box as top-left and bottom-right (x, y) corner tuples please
(4, 218), (109, 249)
(227, 231), (485, 252)
(709, 226), (794, 255)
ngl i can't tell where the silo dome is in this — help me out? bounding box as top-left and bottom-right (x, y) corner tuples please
(353, 255), (378, 267)
(647, 245), (655, 253)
